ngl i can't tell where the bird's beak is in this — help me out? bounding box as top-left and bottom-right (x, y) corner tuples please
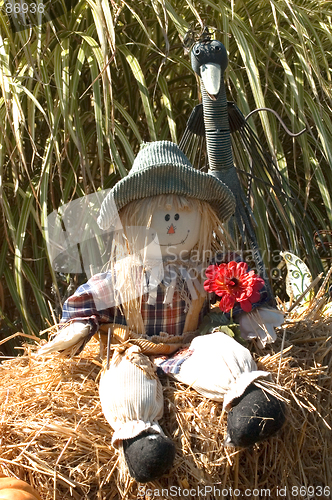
(200, 62), (221, 98)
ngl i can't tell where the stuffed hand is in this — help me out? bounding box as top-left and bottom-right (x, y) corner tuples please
(237, 307), (284, 348)
(37, 321), (91, 356)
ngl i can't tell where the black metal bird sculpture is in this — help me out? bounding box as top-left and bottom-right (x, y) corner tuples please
(179, 29), (323, 297)
(187, 35), (273, 298)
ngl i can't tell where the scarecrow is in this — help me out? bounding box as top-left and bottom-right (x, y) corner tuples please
(39, 140), (285, 483)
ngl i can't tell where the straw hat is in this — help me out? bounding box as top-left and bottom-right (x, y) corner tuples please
(98, 141), (235, 230)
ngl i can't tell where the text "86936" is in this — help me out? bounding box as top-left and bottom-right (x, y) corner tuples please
(5, 2), (45, 14)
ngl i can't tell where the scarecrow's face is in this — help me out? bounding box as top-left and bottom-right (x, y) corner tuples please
(150, 204), (201, 258)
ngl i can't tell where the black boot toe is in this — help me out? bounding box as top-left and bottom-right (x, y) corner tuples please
(123, 430), (176, 482)
(225, 384), (286, 447)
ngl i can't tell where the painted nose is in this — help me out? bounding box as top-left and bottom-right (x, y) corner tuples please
(167, 224), (175, 234)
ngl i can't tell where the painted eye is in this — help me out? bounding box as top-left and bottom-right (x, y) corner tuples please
(174, 213), (180, 221)
(165, 214), (170, 221)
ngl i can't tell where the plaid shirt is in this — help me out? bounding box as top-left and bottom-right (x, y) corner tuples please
(61, 271), (209, 337)
(61, 256), (270, 373)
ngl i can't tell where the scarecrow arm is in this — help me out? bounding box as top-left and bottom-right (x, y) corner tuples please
(237, 307), (284, 348)
(37, 320), (92, 356)
(38, 272), (122, 355)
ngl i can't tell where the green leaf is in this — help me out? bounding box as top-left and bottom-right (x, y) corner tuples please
(118, 45), (157, 141)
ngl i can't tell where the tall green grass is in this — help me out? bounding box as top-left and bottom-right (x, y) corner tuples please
(0, 0), (331, 351)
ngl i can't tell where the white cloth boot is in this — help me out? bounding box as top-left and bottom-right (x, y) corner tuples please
(99, 345), (164, 448)
(174, 331), (271, 409)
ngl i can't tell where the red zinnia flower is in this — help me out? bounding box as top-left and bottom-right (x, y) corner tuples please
(204, 261), (265, 313)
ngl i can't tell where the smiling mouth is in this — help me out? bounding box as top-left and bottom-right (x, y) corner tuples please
(152, 230), (190, 246)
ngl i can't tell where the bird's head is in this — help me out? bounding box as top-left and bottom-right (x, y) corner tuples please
(191, 40), (228, 99)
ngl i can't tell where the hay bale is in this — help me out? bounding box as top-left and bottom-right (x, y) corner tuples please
(0, 315), (331, 500)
